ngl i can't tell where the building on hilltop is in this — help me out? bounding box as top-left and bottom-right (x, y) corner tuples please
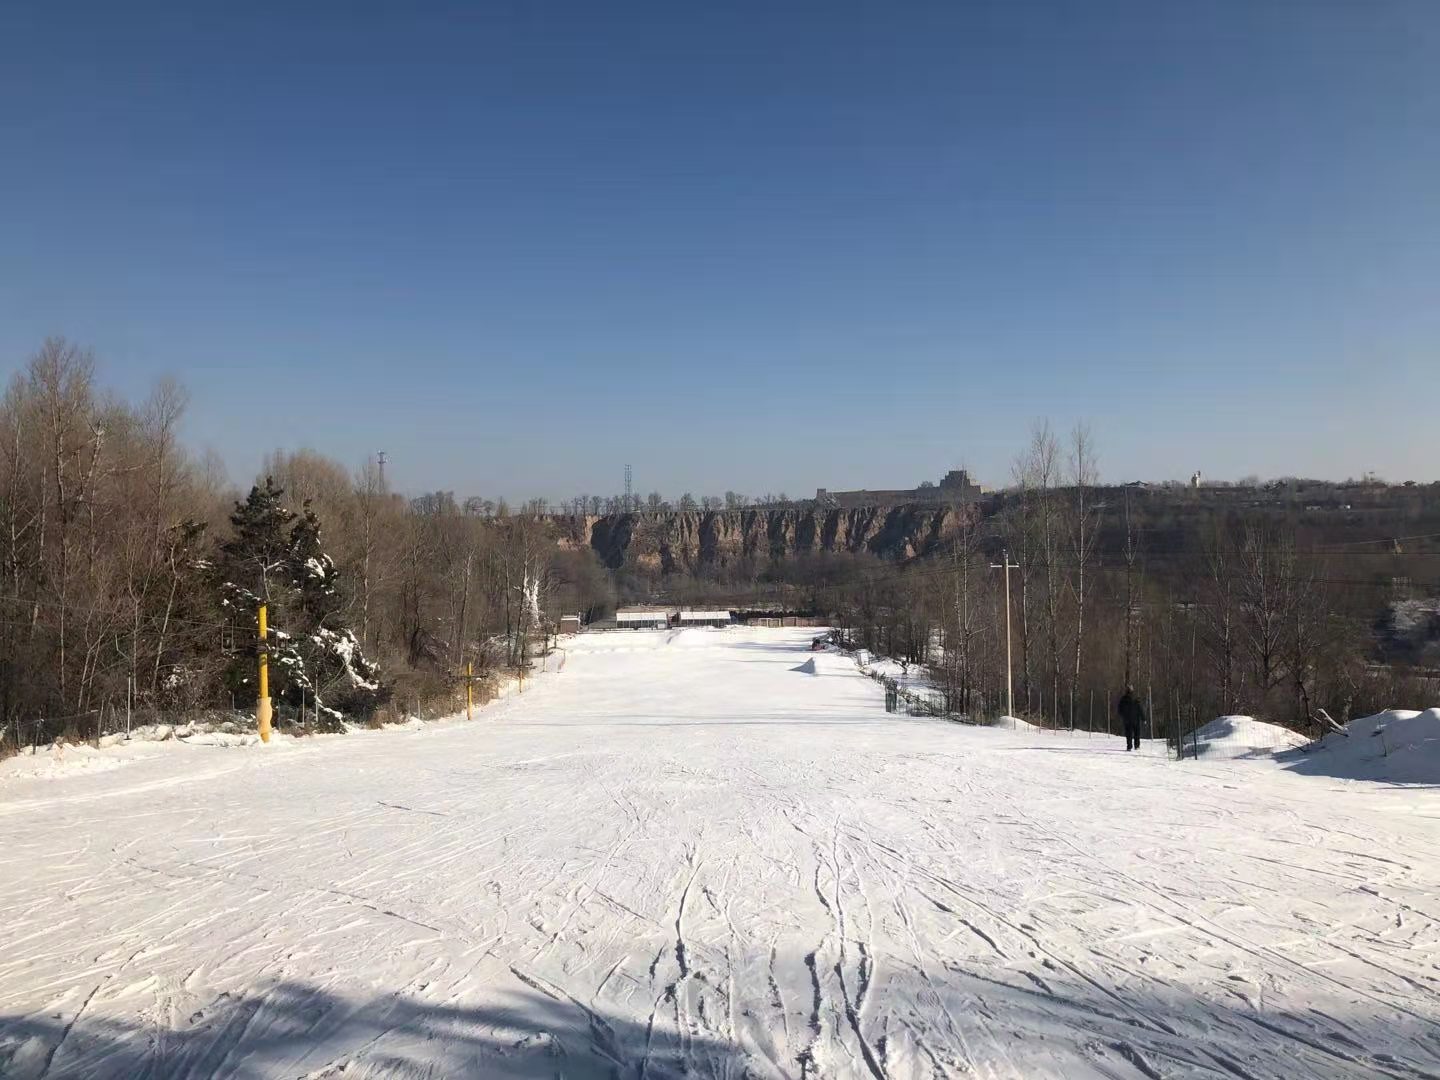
(816, 469), (987, 509)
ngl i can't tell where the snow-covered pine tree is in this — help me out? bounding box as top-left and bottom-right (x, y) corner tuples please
(216, 477), (298, 711)
(286, 501), (388, 723)
(220, 476), (294, 605)
(216, 479), (388, 730)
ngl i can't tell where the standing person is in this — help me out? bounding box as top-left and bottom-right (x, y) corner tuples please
(1117, 685), (1146, 751)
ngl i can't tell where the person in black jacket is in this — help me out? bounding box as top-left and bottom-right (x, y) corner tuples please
(1117, 686), (1146, 751)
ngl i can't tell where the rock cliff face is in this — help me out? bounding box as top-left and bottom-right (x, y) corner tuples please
(556, 506), (964, 572)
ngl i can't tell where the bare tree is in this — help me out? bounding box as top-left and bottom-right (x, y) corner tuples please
(1237, 521), (1291, 705)
(939, 506), (989, 714)
(1121, 486), (1142, 686)
(1014, 420), (1063, 722)
(1067, 423), (1100, 726)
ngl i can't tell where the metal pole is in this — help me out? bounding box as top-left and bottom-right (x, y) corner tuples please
(257, 603), (272, 743)
(991, 551), (1017, 719)
(466, 660), (473, 722)
(1004, 555), (1013, 718)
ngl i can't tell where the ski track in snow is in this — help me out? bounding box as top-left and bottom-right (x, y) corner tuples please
(1, 627), (1438, 1078)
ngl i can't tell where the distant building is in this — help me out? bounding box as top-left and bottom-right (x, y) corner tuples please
(677, 610), (732, 627)
(616, 610), (671, 630)
(558, 614), (582, 635)
(816, 469), (987, 509)
(1191, 470), (1203, 489)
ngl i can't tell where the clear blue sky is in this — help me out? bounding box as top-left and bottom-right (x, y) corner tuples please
(2, 1), (1437, 500)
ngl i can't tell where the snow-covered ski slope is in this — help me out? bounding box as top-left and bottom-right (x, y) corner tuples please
(2, 628), (1438, 1079)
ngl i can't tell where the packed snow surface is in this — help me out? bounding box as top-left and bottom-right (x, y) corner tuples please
(2, 628), (1438, 1078)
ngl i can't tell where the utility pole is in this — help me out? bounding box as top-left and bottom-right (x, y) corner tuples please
(257, 603), (272, 743)
(990, 550), (1019, 719)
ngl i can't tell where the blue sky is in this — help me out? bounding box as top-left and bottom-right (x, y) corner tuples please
(2, 1), (1437, 500)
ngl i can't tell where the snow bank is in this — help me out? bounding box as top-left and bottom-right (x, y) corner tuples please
(178, 731), (266, 748)
(1284, 707), (1440, 784)
(0, 742), (149, 781)
(996, 714), (1045, 732)
(0, 662), (547, 786)
(1188, 715), (1308, 760)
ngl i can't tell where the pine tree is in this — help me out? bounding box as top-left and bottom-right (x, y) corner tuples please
(288, 502), (341, 626)
(216, 482), (388, 730)
(285, 500), (387, 723)
(218, 476), (293, 607)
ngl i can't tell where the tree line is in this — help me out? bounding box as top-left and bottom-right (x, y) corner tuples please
(819, 421), (1435, 740)
(0, 341), (613, 750)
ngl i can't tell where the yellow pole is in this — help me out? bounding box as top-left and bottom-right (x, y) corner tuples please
(257, 603), (272, 743)
(465, 660), (473, 722)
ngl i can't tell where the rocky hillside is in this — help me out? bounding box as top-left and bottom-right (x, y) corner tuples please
(555, 506), (966, 572)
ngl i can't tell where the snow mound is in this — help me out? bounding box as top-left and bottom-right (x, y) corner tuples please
(0, 743), (137, 781)
(999, 715), (1044, 732)
(1190, 715), (1307, 760)
(790, 657), (818, 675)
(1285, 708), (1440, 784)
(179, 731), (264, 748)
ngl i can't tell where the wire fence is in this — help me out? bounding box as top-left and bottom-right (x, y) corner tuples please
(840, 643), (1319, 761)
